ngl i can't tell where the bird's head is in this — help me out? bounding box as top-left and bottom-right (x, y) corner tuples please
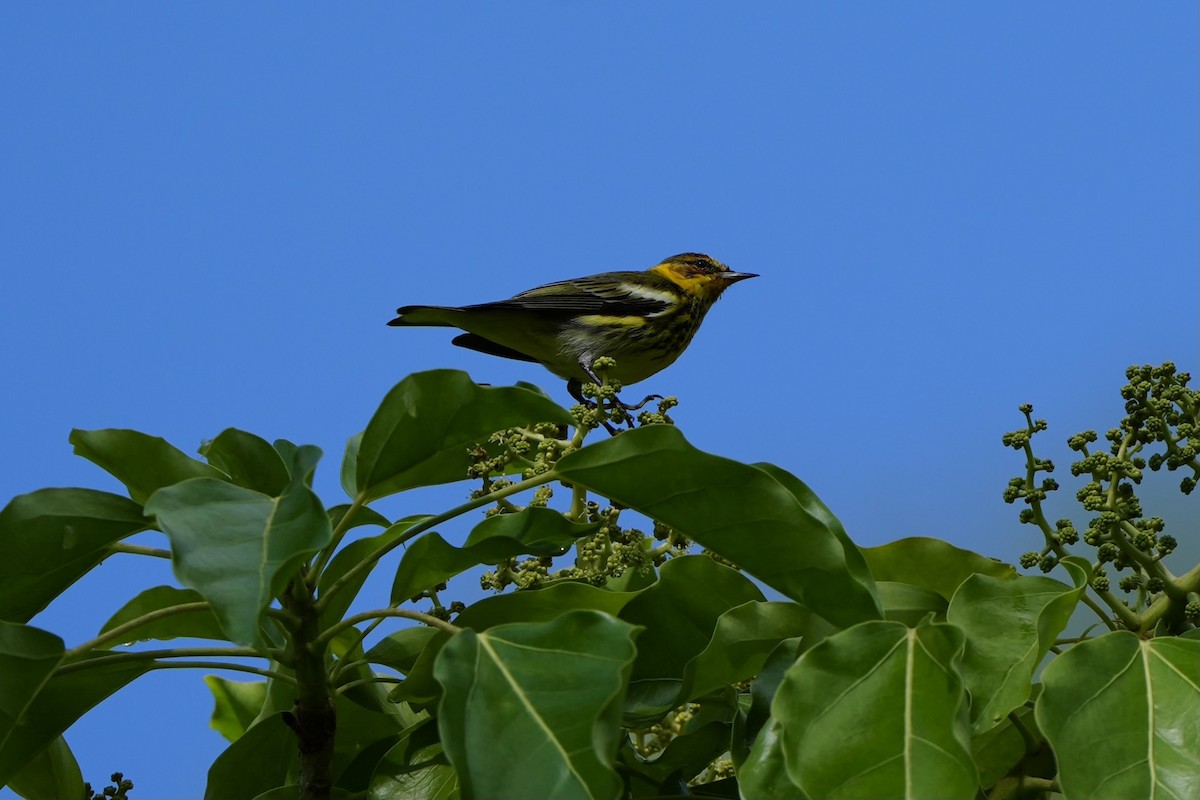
(650, 253), (758, 301)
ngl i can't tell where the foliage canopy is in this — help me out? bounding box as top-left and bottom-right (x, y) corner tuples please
(1, 364), (1197, 799)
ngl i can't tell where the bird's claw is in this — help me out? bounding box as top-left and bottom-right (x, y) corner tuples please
(615, 393), (663, 412)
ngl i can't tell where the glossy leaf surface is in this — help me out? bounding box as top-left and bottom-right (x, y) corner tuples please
(947, 556), (1088, 732)
(5, 735), (85, 800)
(434, 610), (638, 799)
(1036, 632), (1200, 799)
(205, 676), (269, 743)
(0, 649), (149, 786)
(201, 428), (291, 495)
(0, 488), (149, 623)
(100, 585), (225, 643)
(349, 370), (573, 502)
(773, 619), (977, 799)
(556, 425), (880, 629)
(146, 474), (331, 647)
(70, 428), (226, 503)
(862, 537), (1015, 601)
(390, 506), (596, 605)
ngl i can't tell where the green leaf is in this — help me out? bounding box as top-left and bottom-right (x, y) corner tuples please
(350, 370), (573, 502)
(391, 581), (641, 708)
(876, 581), (948, 624)
(0, 621), (65, 785)
(390, 507), (595, 606)
(365, 627), (440, 675)
(146, 475), (332, 647)
(205, 677), (269, 743)
(285, 443), (323, 487)
(751, 463), (879, 616)
(621, 556), (764, 682)
(319, 515), (431, 628)
(621, 720), (733, 794)
(616, 556), (764, 720)
(740, 718), (809, 800)
(327, 503), (391, 533)
(462, 506), (599, 547)
(947, 556), (1088, 733)
(99, 585), (226, 643)
(340, 432), (364, 500)
(204, 713), (296, 800)
(970, 707), (1037, 788)
(434, 609), (638, 800)
(555, 425), (881, 629)
(5, 735), (85, 800)
(201, 429), (291, 495)
(329, 691), (412, 786)
(862, 537), (1016, 602)
(743, 637), (803, 756)
(773, 618), (977, 799)
(0, 488), (150, 623)
(368, 718), (458, 800)
(1036, 632), (1200, 799)
(205, 672), (410, 797)
(0, 648), (149, 787)
(70, 428), (227, 503)
(683, 601), (810, 703)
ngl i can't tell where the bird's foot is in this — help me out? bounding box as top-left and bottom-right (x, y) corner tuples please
(613, 393), (663, 412)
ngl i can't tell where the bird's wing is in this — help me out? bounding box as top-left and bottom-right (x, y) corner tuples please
(450, 333), (541, 363)
(471, 272), (676, 317)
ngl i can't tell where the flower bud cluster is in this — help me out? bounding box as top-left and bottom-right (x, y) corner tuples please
(1005, 363), (1198, 628)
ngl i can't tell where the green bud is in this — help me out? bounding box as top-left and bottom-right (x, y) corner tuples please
(1184, 599), (1200, 622)
(1118, 575), (1141, 593)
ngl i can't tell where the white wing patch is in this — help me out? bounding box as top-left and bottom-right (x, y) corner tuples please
(619, 282), (677, 317)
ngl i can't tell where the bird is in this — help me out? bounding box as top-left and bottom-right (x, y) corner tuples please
(387, 252), (757, 404)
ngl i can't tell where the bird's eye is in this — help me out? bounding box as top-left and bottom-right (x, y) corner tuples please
(689, 258), (714, 272)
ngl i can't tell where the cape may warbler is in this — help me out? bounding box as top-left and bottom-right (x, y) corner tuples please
(387, 253), (756, 400)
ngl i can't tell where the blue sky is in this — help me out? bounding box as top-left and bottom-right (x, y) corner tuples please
(2, 4), (1196, 796)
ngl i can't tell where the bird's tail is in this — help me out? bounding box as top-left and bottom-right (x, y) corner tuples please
(387, 305), (461, 327)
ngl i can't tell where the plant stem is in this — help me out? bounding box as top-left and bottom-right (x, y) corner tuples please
(307, 494), (367, 584)
(110, 542), (171, 559)
(1092, 584), (1143, 630)
(54, 646), (270, 675)
(1077, 592), (1118, 631)
(1139, 562), (1200, 632)
(334, 676), (403, 693)
(65, 602), (212, 658)
(315, 609), (460, 649)
(327, 614), (388, 685)
(145, 660), (297, 685)
(1007, 711), (1040, 754)
(314, 470), (558, 615)
(281, 579), (336, 800)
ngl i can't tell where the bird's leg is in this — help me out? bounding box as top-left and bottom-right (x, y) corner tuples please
(567, 378), (588, 405)
(581, 357), (662, 415)
(618, 393), (663, 412)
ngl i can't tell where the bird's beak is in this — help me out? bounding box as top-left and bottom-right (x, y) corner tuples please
(722, 271), (759, 284)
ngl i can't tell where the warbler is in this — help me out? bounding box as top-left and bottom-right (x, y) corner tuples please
(387, 253), (757, 401)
